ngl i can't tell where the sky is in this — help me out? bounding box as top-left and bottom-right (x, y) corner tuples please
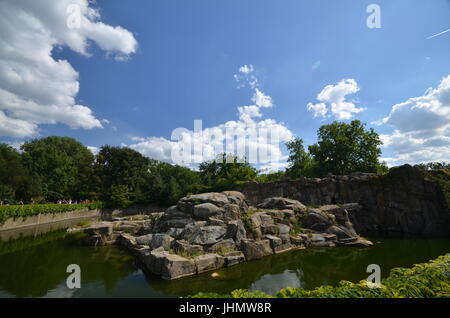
(0, 0), (449, 171)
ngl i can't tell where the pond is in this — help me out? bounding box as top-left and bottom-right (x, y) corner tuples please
(0, 227), (449, 298)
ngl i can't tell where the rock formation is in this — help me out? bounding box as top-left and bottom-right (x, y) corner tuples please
(72, 192), (372, 280)
(240, 165), (450, 237)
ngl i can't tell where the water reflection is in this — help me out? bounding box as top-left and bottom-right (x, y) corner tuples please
(0, 229), (449, 298)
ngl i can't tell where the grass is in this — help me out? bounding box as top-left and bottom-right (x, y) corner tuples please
(190, 254), (450, 298)
(169, 248), (203, 259)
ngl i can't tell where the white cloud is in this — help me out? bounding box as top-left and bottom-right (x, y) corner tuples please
(306, 78), (365, 120)
(239, 64), (254, 74)
(0, 0), (137, 138)
(128, 65), (293, 168)
(379, 75), (450, 165)
(306, 102), (327, 119)
(252, 88), (273, 108)
(234, 63), (258, 89)
(87, 146), (99, 155)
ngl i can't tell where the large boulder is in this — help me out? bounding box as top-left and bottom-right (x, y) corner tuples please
(303, 208), (334, 232)
(225, 220), (246, 244)
(135, 234), (153, 245)
(240, 239), (273, 261)
(161, 254), (197, 280)
(208, 238), (236, 253)
(171, 239), (203, 256)
(194, 254), (225, 274)
(83, 222), (113, 236)
(183, 225), (227, 245)
(151, 234), (174, 250)
(257, 197), (307, 211)
(223, 251), (245, 267)
(193, 203), (222, 220)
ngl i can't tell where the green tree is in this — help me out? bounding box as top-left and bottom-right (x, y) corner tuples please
(146, 159), (204, 206)
(21, 137), (95, 202)
(285, 138), (316, 178)
(95, 146), (150, 204)
(418, 162), (450, 171)
(199, 153), (257, 191)
(308, 120), (386, 176)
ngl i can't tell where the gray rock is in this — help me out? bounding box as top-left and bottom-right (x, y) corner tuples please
(165, 228), (184, 239)
(184, 225), (227, 245)
(117, 233), (137, 249)
(194, 254), (225, 274)
(161, 254), (197, 280)
(135, 234), (153, 245)
(171, 240), (203, 256)
(265, 235), (282, 250)
(240, 239), (273, 261)
(193, 203), (222, 220)
(223, 203), (241, 220)
(226, 220), (246, 244)
(83, 222), (113, 236)
(257, 197), (306, 211)
(151, 234), (174, 250)
(223, 251), (245, 267)
(208, 238), (236, 253)
(303, 208), (334, 232)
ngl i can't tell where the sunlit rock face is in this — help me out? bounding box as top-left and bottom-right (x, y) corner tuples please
(240, 164), (450, 237)
(76, 190), (374, 280)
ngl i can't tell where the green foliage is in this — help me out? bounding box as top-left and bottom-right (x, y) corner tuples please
(423, 169), (450, 208)
(199, 153), (257, 191)
(285, 138), (316, 178)
(109, 185), (132, 208)
(191, 254), (450, 298)
(146, 160), (204, 206)
(308, 120), (386, 177)
(21, 137), (95, 202)
(255, 171), (286, 182)
(418, 162), (450, 171)
(0, 202), (105, 223)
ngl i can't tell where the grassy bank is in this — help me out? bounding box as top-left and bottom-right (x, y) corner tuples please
(191, 254), (450, 298)
(0, 202), (105, 223)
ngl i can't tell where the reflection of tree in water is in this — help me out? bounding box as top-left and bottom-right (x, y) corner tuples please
(149, 240), (450, 297)
(0, 232), (136, 297)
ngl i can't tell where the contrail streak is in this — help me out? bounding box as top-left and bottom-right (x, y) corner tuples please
(427, 28), (450, 39)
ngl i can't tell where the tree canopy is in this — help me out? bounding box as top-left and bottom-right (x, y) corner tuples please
(308, 120), (387, 176)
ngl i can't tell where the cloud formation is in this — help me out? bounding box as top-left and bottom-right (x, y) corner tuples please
(307, 79), (365, 120)
(128, 65), (293, 170)
(380, 75), (450, 165)
(0, 0), (137, 138)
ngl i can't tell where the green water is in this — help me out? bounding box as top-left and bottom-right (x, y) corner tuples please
(0, 230), (449, 298)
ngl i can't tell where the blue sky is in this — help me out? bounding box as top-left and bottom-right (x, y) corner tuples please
(1, 0), (449, 170)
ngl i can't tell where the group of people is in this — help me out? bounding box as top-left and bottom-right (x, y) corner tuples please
(56, 199), (92, 205)
(0, 199), (92, 206)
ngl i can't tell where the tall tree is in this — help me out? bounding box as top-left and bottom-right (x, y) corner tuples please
(285, 138), (316, 178)
(95, 146), (150, 204)
(308, 120), (386, 176)
(21, 137), (95, 201)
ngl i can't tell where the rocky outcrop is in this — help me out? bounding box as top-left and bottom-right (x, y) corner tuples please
(241, 165), (450, 237)
(73, 191), (372, 280)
